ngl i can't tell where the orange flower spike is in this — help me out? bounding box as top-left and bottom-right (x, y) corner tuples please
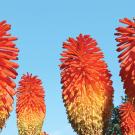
(119, 101), (135, 135)
(60, 34), (114, 135)
(0, 20), (19, 129)
(16, 73), (46, 135)
(115, 18), (135, 99)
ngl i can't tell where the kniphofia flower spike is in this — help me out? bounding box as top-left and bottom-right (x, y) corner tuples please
(60, 34), (114, 135)
(0, 20), (19, 129)
(115, 18), (135, 134)
(119, 101), (135, 135)
(115, 18), (135, 100)
(16, 73), (46, 135)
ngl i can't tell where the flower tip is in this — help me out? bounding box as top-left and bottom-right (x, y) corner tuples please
(0, 20), (7, 25)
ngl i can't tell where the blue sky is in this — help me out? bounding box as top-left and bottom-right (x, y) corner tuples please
(0, 0), (135, 134)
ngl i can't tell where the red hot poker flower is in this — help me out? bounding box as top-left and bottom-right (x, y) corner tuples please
(119, 101), (135, 135)
(115, 18), (135, 99)
(60, 34), (114, 135)
(16, 73), (46, 135)
(0, 20), (19, 129)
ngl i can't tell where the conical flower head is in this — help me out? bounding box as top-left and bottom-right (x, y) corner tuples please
(0, 20), (19, 129)
(60, 34), (114, 135)
(16, 73), (46, 135)
(119, 101), (135, 135)
(115, 18), (135, 99)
